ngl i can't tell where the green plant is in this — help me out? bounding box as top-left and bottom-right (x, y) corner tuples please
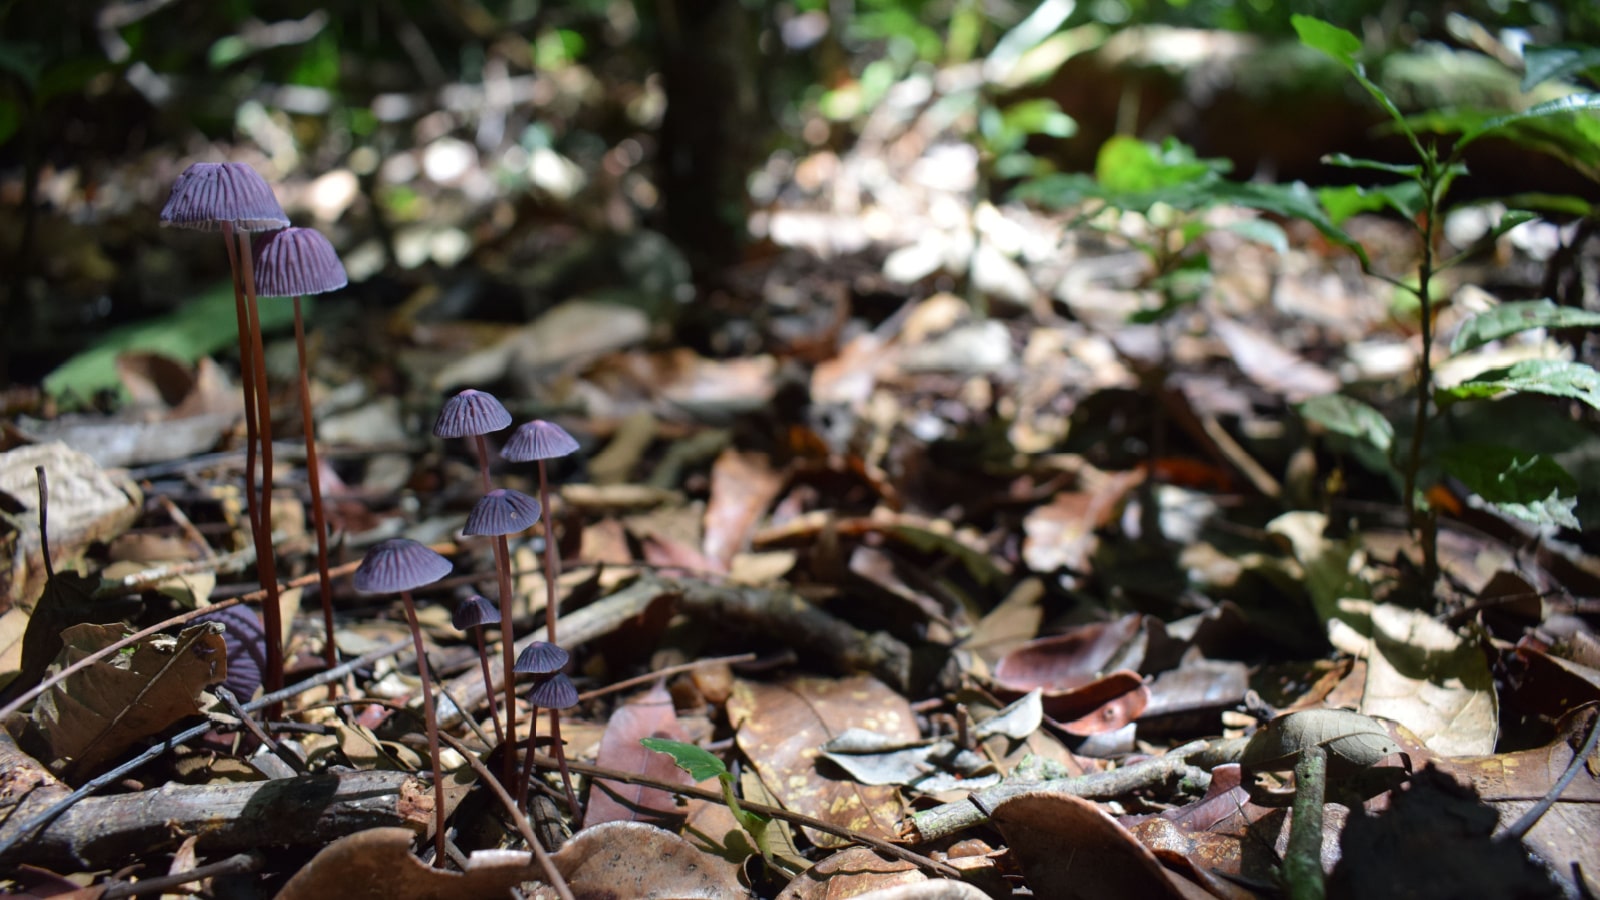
(1292, 15), (1600, 590)
(640, 737), (791, 873)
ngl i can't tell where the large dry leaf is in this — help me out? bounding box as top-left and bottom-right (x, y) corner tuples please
(772, 847), (924, 900)
(0, 442), (142, 609)
(727, 675), (914, 847)
(989, 791), (1204, 899)
(1337, 602), (1498, 756)
(584, 683), (700, 828)
(534, 821), (752, 900)
(32, 622), (225, 781)
(275, 827), (541, 900)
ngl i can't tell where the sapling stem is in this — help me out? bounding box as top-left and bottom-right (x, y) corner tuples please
(400, 590), (448, 865)
(291, 294), (339, 682)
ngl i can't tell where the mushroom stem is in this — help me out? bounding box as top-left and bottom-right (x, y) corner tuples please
(219, 223), (261, 539)
(517, 702), (539, 810)
(291, 294), (339, 684)
(400, 590), (448, 866)
(237, 229), (285, 710)
(473, 625), (505, 746)
(471, 432), (520, 789)
(547, 708), (579, 817)
(535, 458), (578, 814)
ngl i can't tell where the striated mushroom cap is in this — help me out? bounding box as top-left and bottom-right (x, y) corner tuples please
(514, 640), (569, 675)
(160, 162), (289, 233)
(353, 538), (452, 593)
(463, 488), (542, 537)
(500, 419), (579, 462)
(434, 388), (512, 439)
(527, 672), (578, 709)
(253, 227), (348, 297)
(452, 594), (502, 630)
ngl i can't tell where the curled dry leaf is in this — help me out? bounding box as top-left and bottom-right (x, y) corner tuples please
(1240, 708), (1407, 804)
(275, 827), (542, 900)
(988, 791), (1200, 900)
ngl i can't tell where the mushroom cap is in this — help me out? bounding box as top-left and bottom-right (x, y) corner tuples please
(514, 640), (569, 675)
(500, 419), (579, 462)
(160, 162), (289, 233)
(463, 488), (542, 537)
(527, 672), (578, 709)
(353, 538), (452, 593)
(433, 389), (512, 438)
(194, 604), (266, 701)
(253, 227), (348, 297)
(452, 594), (502, 630)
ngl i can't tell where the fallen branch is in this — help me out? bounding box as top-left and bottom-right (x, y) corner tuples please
(905, 738), (1247, 842)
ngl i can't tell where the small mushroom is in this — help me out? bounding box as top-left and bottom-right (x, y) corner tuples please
(453, 594), (505, 745)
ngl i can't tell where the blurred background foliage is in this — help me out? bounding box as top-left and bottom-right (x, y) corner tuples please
(1, 0), (1596, 386)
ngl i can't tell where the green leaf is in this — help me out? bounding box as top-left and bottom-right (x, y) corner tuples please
(1209, 180), (1371, 269)
(1521, 44), (1600, 92)
(1321, 153), (1423, 178)
(1438, 443), (1579, 529)
(42, 282), (310, 403)
(1299, 395), (1393, 454)
(1450, 299), (1600, 354)
(1095, 135), (1229, 195)
(1495, 192), (1594, 217)
(1003, 99), (1076, 139)
(1442, 359), (1600, 412)
(1316, 182), (1425, 224)
(1458, 93), (1600, 151)
(1291, 16), (1362, 71)
(640, 737), (728, 782)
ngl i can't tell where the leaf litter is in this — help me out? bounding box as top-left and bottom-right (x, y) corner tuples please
(4, 43), (1600, 900)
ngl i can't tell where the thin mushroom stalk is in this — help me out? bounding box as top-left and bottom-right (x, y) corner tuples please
(253, 227), (349, 684)
(353, 539), (453, 865)
(501, 419), (582, 816)
(432, 389), (517, 787)
(160, 162), (290, 710)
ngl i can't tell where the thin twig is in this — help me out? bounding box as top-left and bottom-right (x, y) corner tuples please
(0, 543), (458, 721)
(99, 851), (263, 899)
(576, 652), (756, 702)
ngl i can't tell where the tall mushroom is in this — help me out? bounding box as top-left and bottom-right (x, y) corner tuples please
(462, 487), (542, 748)
(252, 227), (347, 682)
(500, 419), (581, 814)
(433, 389), (518, 785)
(352, 538), (453, 864)
(161, 162), (290, 703)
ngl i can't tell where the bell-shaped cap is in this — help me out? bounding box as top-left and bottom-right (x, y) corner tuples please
(433, 389), (511, 439)
(160, 162), (289, 232)
(500, 419), (579, 462)
(527, 672), (578, 709)
(463, 488), (541, 537)
(514, 640), (569, 675)
(452, 594), (502, 630)
(194, 604), (266, 701)
(253, 227), (348, 298)
(353, 538), (452, 593)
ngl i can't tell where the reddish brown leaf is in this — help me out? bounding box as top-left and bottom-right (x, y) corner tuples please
(703, 450), (786, 570)
(584, 684), (699, 828)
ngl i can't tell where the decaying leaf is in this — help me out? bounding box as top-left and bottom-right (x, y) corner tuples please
(533, 821), (753, 900)
(31, 622), (226, 782)
(989, 791), (1198, 899)
(276, 827), (541, 900)
(728, 675), (914, 847)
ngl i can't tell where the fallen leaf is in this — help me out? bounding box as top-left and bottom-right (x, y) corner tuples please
(584, 683), (700, 828)
(728, 675), (914, 847)
(989, 791), (1201, 899)
(32, 622), (226, 782)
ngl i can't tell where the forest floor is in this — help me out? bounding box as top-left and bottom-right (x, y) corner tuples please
(2, 55), (1600, 900)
